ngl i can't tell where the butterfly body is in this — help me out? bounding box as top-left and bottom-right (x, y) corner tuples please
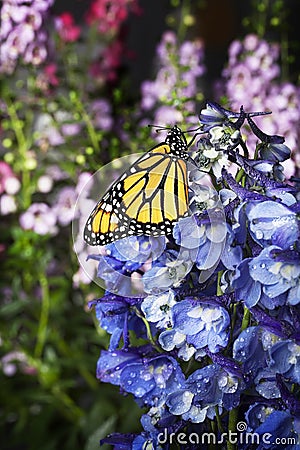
(84, 126), (190, 246)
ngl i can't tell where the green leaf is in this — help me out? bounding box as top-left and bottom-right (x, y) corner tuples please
(84, 416), (117, 450)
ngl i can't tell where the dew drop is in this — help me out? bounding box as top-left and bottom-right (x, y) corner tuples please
(255, 230), (264, 240)
(135, 387), (146, 397)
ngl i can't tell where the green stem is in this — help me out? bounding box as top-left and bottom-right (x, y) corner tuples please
(135, 308), (161, 351)
(51, 385), (84, 422)
(217, 271), (223, 296)
(177, 0), (191, 42)
(280, 29), (289, 81)
(34, 273), (50, 358)
(254, 0), (269, 37)
(142, 316), (160, 350)
(235, 168), (244, 184)
(230, 303), (237, 342)
(215, 408), (224, 433)
(241, 306), (251, 331)
(7, 101), (31, 208)
(71, 94), (100, 152)
(227, 407), (238, 450)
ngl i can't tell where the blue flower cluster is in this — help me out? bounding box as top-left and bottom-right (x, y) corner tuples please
(90, 102), (300, 449)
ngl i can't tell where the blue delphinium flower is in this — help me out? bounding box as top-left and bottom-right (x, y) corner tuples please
(246, 200), (299, 249)
(159, 298), (230, 358)
(269, 340), (300, 384)
(198, 101), (241, 131)
(90, 236), (166, 296)
(249, 246), (300, 306)
(93, 294), (147, 350)
(233, 327), (272, 379)
(141, 290), (176, 329)
(85, 102), (300, 449)
(244, 405), (299, 450)
(142, 248), (193, 294)
(97, 348), (186, 408)
(231, 259), (264, 308)
(173, 210), (227, 283)
(258, 141), (291, 162)
(167, 364), (244, 423)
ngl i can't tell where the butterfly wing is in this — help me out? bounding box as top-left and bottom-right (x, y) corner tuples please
(84, 141), (189, 246)
(118, 146), (189, 234)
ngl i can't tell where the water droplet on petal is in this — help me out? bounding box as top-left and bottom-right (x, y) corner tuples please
(255, 230), (264, 240)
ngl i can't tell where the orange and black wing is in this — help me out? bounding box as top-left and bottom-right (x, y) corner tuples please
(84, 139), (189, 246)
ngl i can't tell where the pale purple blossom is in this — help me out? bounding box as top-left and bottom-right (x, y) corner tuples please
(0, 0), (54, 73)
(19, 202), (57, 235)
(34, 113), (65, 146)
(53, 186), (77, 226)
(152, 106), (184, 128)
(45, 165), (68, 182)
(156, 30), (177, 64)
(140, 31), (205, 129)
(89, 99), (113, 131)
(219, 34), (300, 175)
(0, 194), (17, 215)
(61, 123), (82, 137)
(37, 175), (53, 193)
(75, 172), (93, 197)
(73, 264), (92, 287)
(0, 162), (20, 215)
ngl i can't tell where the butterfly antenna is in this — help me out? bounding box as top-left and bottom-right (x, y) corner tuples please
(182, 126), (204, 147)
(148, 124), (172, 133)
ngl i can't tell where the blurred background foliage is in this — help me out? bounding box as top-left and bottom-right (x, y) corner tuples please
(0, 0), (299, 449)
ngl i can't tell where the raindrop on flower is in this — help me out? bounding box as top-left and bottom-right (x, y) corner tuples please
(141, 371), (152, 381)
(255, 230), (264, 240)
(135, 387), (147, 397)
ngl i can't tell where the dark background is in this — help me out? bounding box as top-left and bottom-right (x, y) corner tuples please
(52, 0), (300, 92)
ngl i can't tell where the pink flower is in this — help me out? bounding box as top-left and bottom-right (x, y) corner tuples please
(35, 63), (59, 92)
(86, 0), (139, 34)
(54, 12), (81, 42)
(1, 351), (37, 377)
(89, 40), (123, 84)
(43, 63), (59, 86)
(0, 162), (14, 194)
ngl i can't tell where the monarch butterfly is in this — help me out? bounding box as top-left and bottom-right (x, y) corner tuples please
(84, 126), (191, 246)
